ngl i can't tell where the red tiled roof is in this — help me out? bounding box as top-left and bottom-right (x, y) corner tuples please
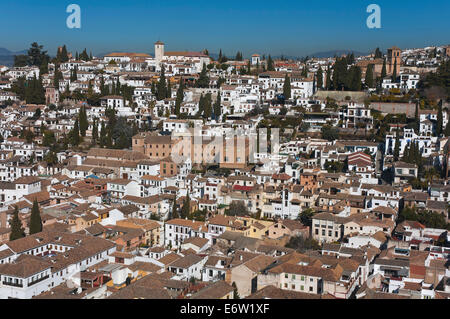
(233, 185), (253, 192)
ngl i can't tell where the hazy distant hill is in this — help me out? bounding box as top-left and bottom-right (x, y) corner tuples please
(0, 48), (27, 67)
(308, 50), (369, 58)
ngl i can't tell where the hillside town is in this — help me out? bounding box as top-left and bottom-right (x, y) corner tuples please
(0, 41), (449, 300)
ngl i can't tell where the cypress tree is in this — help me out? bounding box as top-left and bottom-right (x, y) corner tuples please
(9, 206), (26, 241)
(157, 65), (167, 100)
(365, 64), (375, 88)
(232, 282), (240, 299)
(171, 200), (179, 219)
(203, 93), (212, 119)
(374, 48), (382, 59)
(267, 55), (274, 71)
(111, 81), (116, 96)
(115, 78), (121, 95)
(392, 59), (398, 82)
(58, 45), (69, 63)
(301, 64), (308, 77)
(381, 58), (387, 79)
(71, 118), (80, 146)
(29, 199), (42, 235)
(167, 81), (172, 99)
(316, 66), (323, 90)
(79, 106), (88, 137)
(414, 102), (420, 134)
(87, 80), (93, 97)
(394, 126), (400, 161)
(181, 193), (190, 219)
(436, 100), (443, 136)
(175, 79), (184, 116)
(99, 121), (106, 148)
(197, 64), (210, 88)
(325, 66), (332, 90)
(283, 74), (291, 99)
(213, 93), (221, 121)
(92, 118), (98, 142)
(402, 143), (410, 162)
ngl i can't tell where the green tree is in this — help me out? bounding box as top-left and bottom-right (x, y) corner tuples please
(157, 65), (167, 100)
(316, 66), (323, 90)
(167, 81), (172, 99)
(44, 151), (58, 165)
(70, 67), (78, 82)
(171, 200), (179, 219)
(196, 64), (210, 88)
(365, 64), (375, 88)
(301, 64), (309, 77)
(225, 201), (250, 217)
(297, 208), (315, 227)
(92, 118), (98, 142)
(394, 126), (400, 161)
(414, 102), (420, 134)
(392, 59), (398, 82)
(267, 55), (274, 71)
(43, 130), (56, 147)
(283, 74), (291, 99)
(374, 48), (382, 59)
(175, 79), (184, 116)
(325, 65), (332, 90)
(232, 282), (240, 299)
(70, 118), (81, 146)
(27, 42), (49, 67)
(53, 68), (63, 89)
(285, 235), (321, 252)
(321, 125), (339, 141)
(436, 100), (443, 136)
(29, 199), (43, 235)
(14, 55), (28, 67)
(56, 45), (69, 63)
(99, 121), (107, 148)
(9, 206), (26, 241)
(381, 58), (387, 79)
(180, 193), (191, 219)
(79, 106), (88, 137)
(213, 93), (221, 120)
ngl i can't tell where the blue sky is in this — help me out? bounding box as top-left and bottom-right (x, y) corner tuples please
(1, 0), (449, 57)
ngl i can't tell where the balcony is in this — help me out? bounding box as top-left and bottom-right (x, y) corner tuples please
(2, 281), (23, 288)
(28, 274), (50, 287)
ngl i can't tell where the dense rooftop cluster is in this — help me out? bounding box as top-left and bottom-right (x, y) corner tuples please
(0, 42), (449, 299)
